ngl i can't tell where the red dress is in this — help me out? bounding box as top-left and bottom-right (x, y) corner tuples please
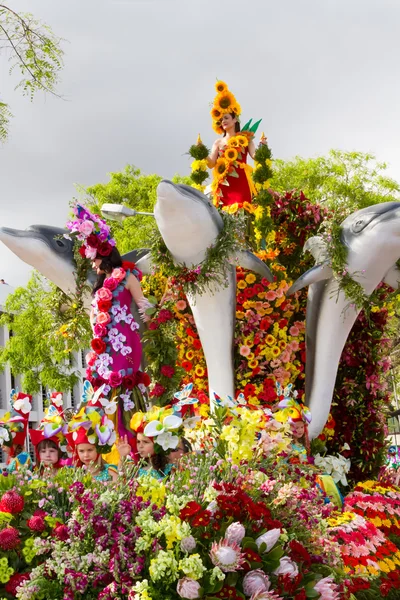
(221, 148), (251, 206)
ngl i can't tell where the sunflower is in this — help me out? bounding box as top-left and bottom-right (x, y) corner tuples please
(215, 91), (235, 112)
(215, 80), (227, 94)
(224, 147), (238, 162)
(236, 134), (248, 148)
(214, 157), (230, 180)
(230, 102), (242, 116)
(248, 360), (259, 369)
(265, 334), (276, 346)
(211, 107), (222, 120)
(227, 136), (240, 148)
(272, 346), (281, 357)
(185, 350), (195, 361)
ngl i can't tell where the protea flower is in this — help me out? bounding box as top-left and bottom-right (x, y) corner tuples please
(210, 538), (245, 572)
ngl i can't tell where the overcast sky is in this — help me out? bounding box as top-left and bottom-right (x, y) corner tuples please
(1, 0), (400, 286)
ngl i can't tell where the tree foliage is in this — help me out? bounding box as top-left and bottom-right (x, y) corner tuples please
(84, 165), (191, 252)
(0, 4), (63, 141)
(0, 273), (91, 394)
(271, 150), (400, 212)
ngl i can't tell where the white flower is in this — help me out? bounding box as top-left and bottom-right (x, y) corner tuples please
(144, 415), (182, 438)
(314, 453), (351, 486)
(255, 528), (281, 552)
(225, 522), (246, 545)
(13, 396), (32, 414)
(273, 556), (299, 578)
(156, 431), (179, 451)
(0, 427), (10, 443)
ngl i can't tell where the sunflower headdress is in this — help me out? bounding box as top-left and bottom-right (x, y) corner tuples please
(211, 80), (242, 135)
(0, 389), (32, 450)
(130, 405), (183, 453)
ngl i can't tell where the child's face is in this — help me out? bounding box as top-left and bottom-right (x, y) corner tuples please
(136, 434), (155, 458)
(77, 443), (99, 466)
(168, 440), (186, 465)
(290, 421), (305, 440)
(39, 446), (59, 466)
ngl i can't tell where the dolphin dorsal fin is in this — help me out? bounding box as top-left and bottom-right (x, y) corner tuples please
(383, 264), (400, 289)
(231, 250), (273, 282)
(287, 263), (333, 295)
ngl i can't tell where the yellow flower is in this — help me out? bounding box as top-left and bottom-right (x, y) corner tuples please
(215, 91), (236, 113)
(224, 147), (238, 162)
(222, 203), (239, 214)
(227, 136), (240, 148)
(245, 274), (256, 284)
(214, 157), (230, 180)
(248, 360), (259, 369)
(211, 107), (222, 121)
(237, 280), (247, 289)
(378, 560), (390, 573)
(186, 350), (195, 360)
(266, 334), (276, 346)
(272, 346), (281, 357)
(236, 311), (245, 319)
(243, 337), (254, 347)
(191, 159), (208, 171)
(195, 365), (205, 377)
(236, 134), (248, 147)
(215, 80), (228, 93)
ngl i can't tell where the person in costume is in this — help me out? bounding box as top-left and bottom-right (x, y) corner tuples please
(29, 392), (69, 475)
(207, 80), (262, 210)
(0, 390), (32, 472)
(65, 204), (152, 452)
(167, 437), (192, 466)
(274, 384), (343, 508)
(130, 407), (183, 479)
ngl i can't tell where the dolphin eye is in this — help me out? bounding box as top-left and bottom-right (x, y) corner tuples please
(55, 240), (65, 247)
(352, 219), (366, 233)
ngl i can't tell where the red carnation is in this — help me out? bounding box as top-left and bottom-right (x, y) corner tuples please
(161, 365), (175, 378)
(5, 573), (30, 596)
(87, 234), (99, 248)
(148, 321), (159, 330)
(53, 522), (69, 541)
(97, 299), (112, 312)
(91, 338), (107, 355)
(97, 241), (113, 256)
(27, 514), (46, 533)
(0, 490), (24, 514)
(0, 526), (20, 550)
(79, 245), (87, 258)
(150, 383), (166, 397)
(157, 309), (173, 323)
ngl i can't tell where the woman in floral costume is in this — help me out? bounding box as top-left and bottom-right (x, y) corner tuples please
(207, 81), (261, 210)
(66, 204), (152, 450)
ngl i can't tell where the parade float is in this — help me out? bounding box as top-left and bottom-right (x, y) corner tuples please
(0, 81), (400, 599)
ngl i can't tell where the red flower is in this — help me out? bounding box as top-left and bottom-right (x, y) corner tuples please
(150, 383), (166, 397)
(243, 548), (262, 563)
(181, 361), (193, 372)
(244, 287), (255, 298)
(0, 527), (20, 550)
(0, 491), (24, 514)
(148, 321), (159, 330)
(5, 573), (30, 596)
(108, 371), (122, 388)
(97, 241), (113, 256)
(294, 591), (307, 600)
(158, 309), (173, 323)
(289, 540), (311, 565)
(79, 245), (87, 258)
(27, 514), (46, 533)
(191, 510), (212, 527)
(53, 522), (69, 541)
(185, 328), (198, 338)
(179, 501), (202, 519)
(244, 383), (256, 397)
(380, 582), (393, 597)
(123, 374), (137, 389)
(91, 338), (107, 355)
(87, 234), (99, 248)
(192, 339), (202, 350)
(137, 371), (151, 387)
(97, 299), (112, 312)
(161, 365), (175, 378)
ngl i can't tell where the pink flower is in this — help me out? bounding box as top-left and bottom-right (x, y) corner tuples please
(265, 290), (277, 301)
(85, 245), (97, 259)
(240, 345), (251, 357)
(161, 365), (175, 378)
(97, 312), (111, 325)
(180, 536), (196, 553)
(243, 569), (270, 596)
(96, 288), (113, 302)
(273, 556), (298, 579)
(314, 577), (341, 600)
(177, 577), (201, 599)
(175, 300), (187, 311)
(256, 529), (281, 552)
(85, 351), (97, 366)
(93, 324), (107, 338)
(112, 268), (126, 282)
(210, 539), (245, 572)
(108, 371), (122, 388)
(103, 277), (118, 291)
(250, 592), (283, 600)
(289, 326), (300, 336)
(225, 522), (246, 545)
(79, 220), (94, 236)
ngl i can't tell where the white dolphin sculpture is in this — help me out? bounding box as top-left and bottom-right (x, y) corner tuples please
(287, 201), (400, 438)
(136, 180), (273, 400)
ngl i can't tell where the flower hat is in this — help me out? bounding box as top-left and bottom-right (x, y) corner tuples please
(65, 203), (116, 261)
(0, 389), (32, 449)
(211, 80), (242, 134)
(29, 392), (69, 455)
(130, 406), (183, 453)
(273, 383), (312, 425)
(67, 402), (117, 454)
